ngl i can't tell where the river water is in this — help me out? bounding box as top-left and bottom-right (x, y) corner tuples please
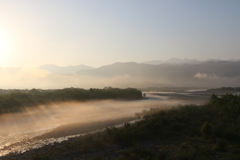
(0, 92), (209, 156)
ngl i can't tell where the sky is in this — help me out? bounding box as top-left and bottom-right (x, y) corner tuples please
(0, 0), (240, 68)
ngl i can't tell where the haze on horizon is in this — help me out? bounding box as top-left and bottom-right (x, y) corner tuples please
(0, 0), (240, 68)
(1, 1), (240, 89)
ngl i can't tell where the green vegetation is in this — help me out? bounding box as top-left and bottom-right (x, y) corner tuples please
(0, 87), (142, 114)
(207, 87), (240, 93)
(3, 93), (240, 160)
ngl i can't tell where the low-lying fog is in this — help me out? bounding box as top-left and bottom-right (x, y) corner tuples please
(0, 92), (208, 156)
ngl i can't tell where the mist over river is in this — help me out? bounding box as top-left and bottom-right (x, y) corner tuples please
(0, 92), (209, 156)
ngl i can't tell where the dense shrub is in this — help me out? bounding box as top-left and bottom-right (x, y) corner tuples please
(200, 122), (213, 139)
(210, 93), (240, 118)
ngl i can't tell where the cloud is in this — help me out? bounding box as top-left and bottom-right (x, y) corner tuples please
(193, 73), (208, 78)
(193, 73), (217, 79)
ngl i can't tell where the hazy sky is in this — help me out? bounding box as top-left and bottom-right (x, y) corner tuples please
(0, 0), (240, 67)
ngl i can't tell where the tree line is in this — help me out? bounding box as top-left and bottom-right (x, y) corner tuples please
(207, 87), (240, 93)
(0, 87), (143, 114)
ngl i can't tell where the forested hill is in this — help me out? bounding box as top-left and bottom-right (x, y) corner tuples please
(0, 88), (143, 114)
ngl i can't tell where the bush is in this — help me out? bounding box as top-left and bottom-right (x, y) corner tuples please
(119, 146), (166, 160)
(200, 122), (213, 139)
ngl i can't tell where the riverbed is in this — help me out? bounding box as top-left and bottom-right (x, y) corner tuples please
(0, 91), (209, 156)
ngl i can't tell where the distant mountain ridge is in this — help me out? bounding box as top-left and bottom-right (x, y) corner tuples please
(35, 59), (240, 88)
(39, 64), (94, 75)
(39, 60), (240, 80)
(1, 59), (240, 89)
(143, 58), (240, 65)
(75, 61), (240, 78)
(143, 58), (201, 65)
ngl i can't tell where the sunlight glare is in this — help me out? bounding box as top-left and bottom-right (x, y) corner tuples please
(0, 30), (10, 66)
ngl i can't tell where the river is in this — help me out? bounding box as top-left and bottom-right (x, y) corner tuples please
(0, 91), (210, 156)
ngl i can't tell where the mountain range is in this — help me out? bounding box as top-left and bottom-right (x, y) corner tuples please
(1, 59), (240, 89)
(36, 59), (240, 88)
(142, 58), (240, 65)
(38, 60), (240, 79)
(75, 61), (240, 78)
